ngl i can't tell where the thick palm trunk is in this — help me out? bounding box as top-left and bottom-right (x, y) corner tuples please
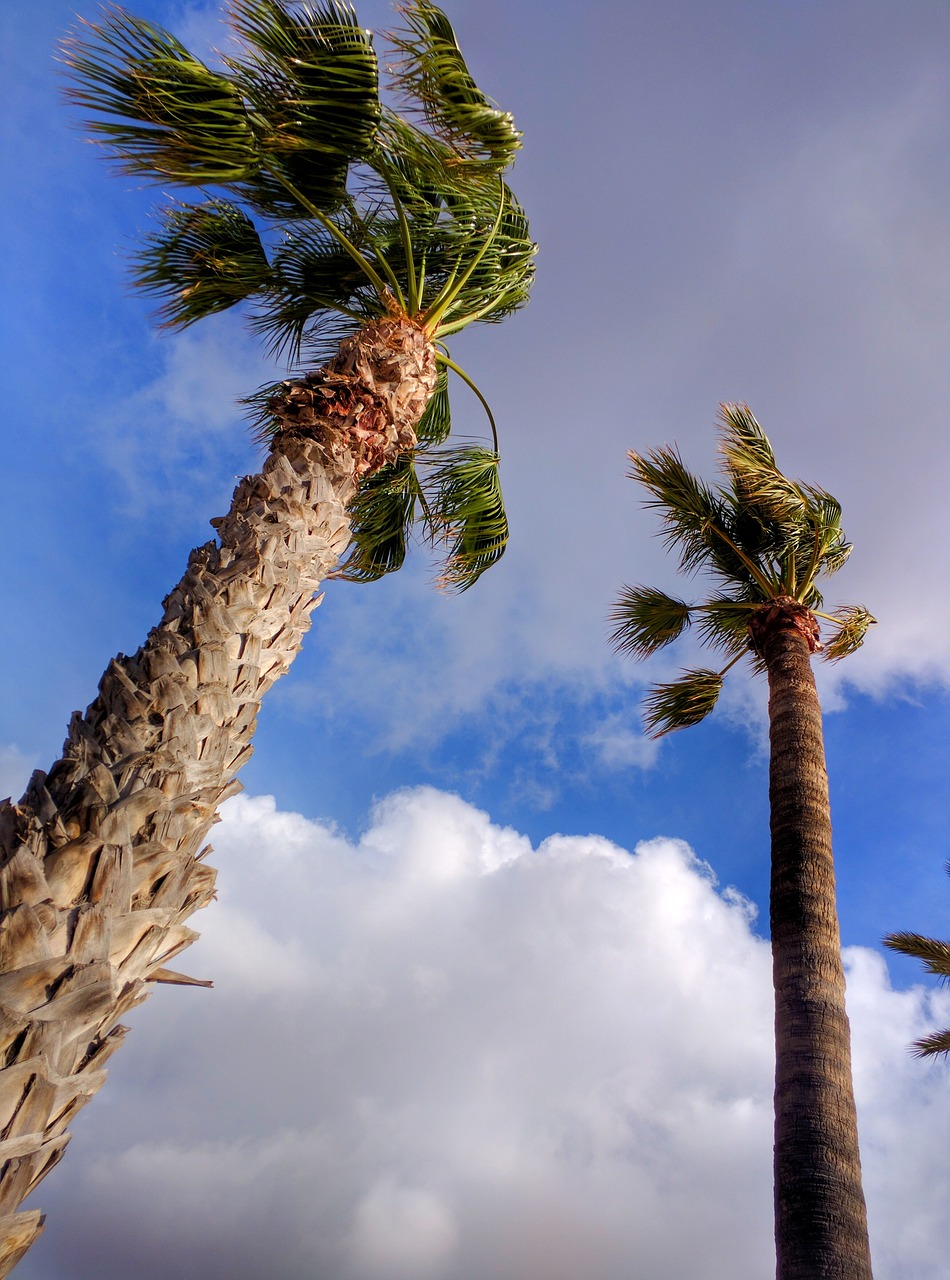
(0, 317), (436, 1275)
(758, 608), (872, 1280)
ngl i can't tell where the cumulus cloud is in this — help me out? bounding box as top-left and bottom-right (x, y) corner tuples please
(19, 788), (950, 1280)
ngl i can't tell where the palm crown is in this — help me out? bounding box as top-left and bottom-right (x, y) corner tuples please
(63, 0), (535, 589)
(610, 404), (875, 735)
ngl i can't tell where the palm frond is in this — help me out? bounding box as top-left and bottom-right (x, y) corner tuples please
(819, 605), (875, 662)
(908, 1028), (950, 1059)
(133, 199), (271, 327)
(227, 0), (380, 217)
(719, 403), (808, 527)
(627, 446), (728, 577)
(884, 931), (950, 979)
(416, 365), (451, 443)
(694, 597), (759, 659)
(642, 669), (724, 737)
(432, 184), (536, 332)
(62, 7), (258, 184)
(389, 0), (521, 173)
(609, 587), (693, 658)
(251, 216), (385, 358)
(421, 445), (508, 590)
(336, 449), (420, 581)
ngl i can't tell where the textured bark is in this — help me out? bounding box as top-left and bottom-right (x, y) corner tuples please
(0, 317), (436, 1274)
(757, 608), (873, 1280)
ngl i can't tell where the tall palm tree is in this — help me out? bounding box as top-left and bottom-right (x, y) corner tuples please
(610, 404), (876, 1280)
(885, 871), (950, 1056)
(0, 2), (533, 1271)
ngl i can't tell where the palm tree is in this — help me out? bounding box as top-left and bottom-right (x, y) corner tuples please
(0, 2), (533, 1270)
(610, 404), (876, 1280)
(885, 870), (950, 1056)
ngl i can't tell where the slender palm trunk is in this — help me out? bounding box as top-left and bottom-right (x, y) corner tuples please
(0, 317), (436, 1275)
(758, 611), (872, 1280)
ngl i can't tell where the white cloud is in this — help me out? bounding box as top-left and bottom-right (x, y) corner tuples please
(19, 788), (950, 1280)
(0, 744), (34, 802)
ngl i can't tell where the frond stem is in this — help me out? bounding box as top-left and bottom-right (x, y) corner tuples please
(263, 165), (396, 309)
(382, 174), (420, 313)
(435, 350), (498, 451)
(421, 179), (506, 331)
(706, 522), (778, 597)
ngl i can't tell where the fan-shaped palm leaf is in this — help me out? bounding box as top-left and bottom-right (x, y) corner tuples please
(609, 587), (692, 658)
(421, 445), (508, 590)
(642, 668), (725, 737)
(134, 199), (272, 327)
(64, 9), (258, 183)
(227, 0), (380, 217)
(389, 0), (521, 172)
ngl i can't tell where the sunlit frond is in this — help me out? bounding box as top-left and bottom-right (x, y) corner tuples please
(627, 446), (727, 576)
(819, 606), (875, 662)
(63, 8), (258, 184)
(389, 0), (521, 173)
(609, 587), (692, 658)
(642, 669), (724, 737)
(227, 0), (379, 216)
(133, 199), (271, 327)
(694, 597), (758, 659)
(421, 446), (508, 590)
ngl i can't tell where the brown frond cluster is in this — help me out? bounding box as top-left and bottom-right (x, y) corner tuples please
(748, 595), (822, 658)
(268, 317), (438, 477)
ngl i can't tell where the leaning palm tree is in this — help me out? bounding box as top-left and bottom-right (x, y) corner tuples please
(885, 869), (950, 1056)
(0, 2), (533, 1271)
(610, 404), (876, 1280)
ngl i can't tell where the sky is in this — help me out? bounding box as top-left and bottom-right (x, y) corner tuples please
(2, 0), (950, 1276)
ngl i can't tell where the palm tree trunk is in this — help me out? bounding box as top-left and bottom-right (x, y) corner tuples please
(762, 618), (873, 1280)
(0, 317), (436, 1275)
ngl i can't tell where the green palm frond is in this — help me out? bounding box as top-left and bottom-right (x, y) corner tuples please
(389, 0), (521, 173)
(431, 185), (535, 332)
(818, 605), (875, 662)
(694, 597), (760, 661)
(628, 446), (728, 577)
(884, 931), (950, 978)
(134, 199), (271, 327)
(252, 216), (386, 358)
(609, 587), (693, 658)
(63, 8), (258, 184)
(615, 404), (869, 733)
(336, 449), (420, 581)
(719, 403), (808, 527)
(227, 0), (380, 217)
(642, 668), (725, 737)
(421, 445), (508, 590)
(416, 365), (451, 443)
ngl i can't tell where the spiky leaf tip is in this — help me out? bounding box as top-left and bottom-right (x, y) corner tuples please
(609, 586), (692, 658)
(642, 668), (724, 737)
(226, 0), (381, 217)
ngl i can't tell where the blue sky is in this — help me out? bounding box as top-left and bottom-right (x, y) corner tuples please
(3, 1), (950, 1276)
